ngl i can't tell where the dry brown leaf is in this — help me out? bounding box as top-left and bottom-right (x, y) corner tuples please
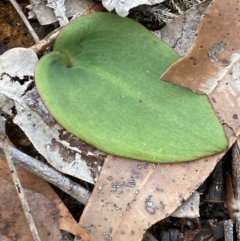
(0, 157), (89, 241)
(161, 0), (240, 136)
(78, 131), (234, 241)
(0, 178), (61, 241)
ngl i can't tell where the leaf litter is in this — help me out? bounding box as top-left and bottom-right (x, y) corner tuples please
(0, 48), (102, 184)
(161, 0), (240, 137)
(0, 0), (239, 241)
(0, 156), (89, 241)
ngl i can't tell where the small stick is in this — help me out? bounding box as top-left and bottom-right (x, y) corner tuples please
(29, 27), (61, 53)
(0, 118), (41, 241)
(232, 138), (240, 200)
(9, 0), (40, 43)
(29, 2), (104, 53)
(0, 142), (91, 205)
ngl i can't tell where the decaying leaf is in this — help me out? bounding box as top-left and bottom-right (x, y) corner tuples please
(0, 47), (36, 102)
(161, 0), (240, 137)
(102, 0), (165, 17)
(13, 100), (100, 183)
(1, 1), (238, 240)
(0, 157), (89, 241)
(171, 191), (200, 218)
(155, 0), (211, 57)
(35, 12), (227, 164)
(28, 0), (95, 25)
(79, 150), (235, 241)
(0, 178), (61, 241)
(0, 48), (102, 183)
(0, 94), (14, 116)
(46, 0), (69, 26)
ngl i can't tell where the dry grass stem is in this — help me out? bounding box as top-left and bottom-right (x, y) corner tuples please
(10, 0), (40, 43)
(0, 118), (41, 241)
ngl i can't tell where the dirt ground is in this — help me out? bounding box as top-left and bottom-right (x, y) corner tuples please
(0, 0), (34, 49)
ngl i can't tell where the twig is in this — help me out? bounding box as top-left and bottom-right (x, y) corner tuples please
(169, 0), (183, 14)
(29, 27), (61, 53)
(28, 2), (104, 53)
(0, 118), (41, 241)
(9, 0), (40, 43)
(30, 2), (97, 54)
(232, 138), (240, 199)
(0, 142), (91, 205)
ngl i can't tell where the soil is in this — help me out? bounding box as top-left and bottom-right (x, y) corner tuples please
(0, 0), (34, 49)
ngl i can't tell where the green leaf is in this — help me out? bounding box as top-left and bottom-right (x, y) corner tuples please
(35, 12), (228, 163)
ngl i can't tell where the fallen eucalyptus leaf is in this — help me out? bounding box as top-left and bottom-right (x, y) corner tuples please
(28, 0), (95, 25)
(35, 12), (227, 163)
(171, 191), (200, 218)
(46, 0), (69, 26)
(0, 94), (14, 116)
(0, 158), (89, 240)
(79, 152), (230, 241)
(102, 0), (165, 17)
(155, 0), (211, 57)
(0, 47), (36, 102)
(13, 100), (97, 183)
(0, 178), (62, 241)
(161, 0), (240, 138)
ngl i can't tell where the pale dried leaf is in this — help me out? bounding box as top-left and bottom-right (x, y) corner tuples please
(171, 191), (200, 218)
(13, 100), (97, 183)
(46, 0), (69, 26)
(102, 0), (165, 17)
(154, 0), (211, 57)
(0, 47), (36, 102)
(28, 0), (95, 25)
(161, 0), (240, 138)
(0, 94), (14, 116)
(0, 48), (102, 183)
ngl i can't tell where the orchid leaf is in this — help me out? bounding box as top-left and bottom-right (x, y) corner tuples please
(35, 13), (227, 163)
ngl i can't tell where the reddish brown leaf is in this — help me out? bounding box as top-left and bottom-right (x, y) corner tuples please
(0, 178), (61, 241)
(79, 138), (235, 241)
(0, 157), (89, 241)
(161, 0), (240, 136)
